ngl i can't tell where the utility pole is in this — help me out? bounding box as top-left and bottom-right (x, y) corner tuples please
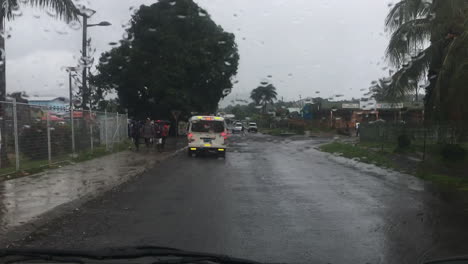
(81, 15), (88, 110)
(76, 8), (111, 110)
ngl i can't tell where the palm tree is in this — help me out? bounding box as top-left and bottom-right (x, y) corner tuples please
(0, 0), (79, 101)
(384, 0), (468, 121)
(250, 83), (277, 114)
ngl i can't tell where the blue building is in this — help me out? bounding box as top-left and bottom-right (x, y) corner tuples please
(28, 97), (70, 114)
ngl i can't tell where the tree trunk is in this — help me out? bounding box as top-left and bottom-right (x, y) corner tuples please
(0, 18), (9, 168)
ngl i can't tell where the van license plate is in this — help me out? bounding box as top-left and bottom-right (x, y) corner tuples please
(203, 138), (212, 143)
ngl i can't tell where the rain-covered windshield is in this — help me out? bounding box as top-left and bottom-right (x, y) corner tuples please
(1, 1), (468, 264)
(191, 120), (224, 133)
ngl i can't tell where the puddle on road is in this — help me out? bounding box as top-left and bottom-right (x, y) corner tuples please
(0, 153), (147, 233)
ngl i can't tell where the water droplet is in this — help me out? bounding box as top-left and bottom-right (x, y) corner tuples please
(169, 1), (176, 6)
(148, 28), (157, 32)
(46, 7), (57, 17)
(222, 88), (232, 96)
(79, 56), (94, 68)
(177, 15), (186, 19)
(11, 5), (23, 17)
(315, 91), (320, 94)
(401, 33), (408, 42)
(109, 42), (118, 46)
(68, 21), (82, 30)
(224, 61), (231, 66)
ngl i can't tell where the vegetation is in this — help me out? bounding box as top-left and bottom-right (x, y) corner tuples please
(250, 83), (278, 114)
(319, 142), (395, 168)
(381, 0), (468, 122)
(92, 0), (239, 119)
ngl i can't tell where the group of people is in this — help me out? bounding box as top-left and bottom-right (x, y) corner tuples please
(129, 118), (170, 152)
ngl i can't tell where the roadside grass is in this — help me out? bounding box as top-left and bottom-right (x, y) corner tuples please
(319, 141), (468, 192)
(319, 142), (395, 169)
(260, 128), (296, 136)
(0, 141), (132, 182)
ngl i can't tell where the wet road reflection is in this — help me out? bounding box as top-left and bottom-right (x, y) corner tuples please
(2, 134), (468, 264)
(0, 151), (152, 232)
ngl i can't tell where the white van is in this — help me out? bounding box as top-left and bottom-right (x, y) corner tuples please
(187, 116), (228, 158)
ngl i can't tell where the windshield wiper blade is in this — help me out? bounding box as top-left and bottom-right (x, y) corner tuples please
(0, 246), (263, 264)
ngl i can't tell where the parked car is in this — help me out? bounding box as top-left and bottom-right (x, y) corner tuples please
(248, 122), (258, 133)
(231, 122), (244, 134)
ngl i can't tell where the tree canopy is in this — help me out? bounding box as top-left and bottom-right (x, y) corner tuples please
(92, 0), (239, 119)
(382, 0), (468, 121)
(250, 83), (277, 114)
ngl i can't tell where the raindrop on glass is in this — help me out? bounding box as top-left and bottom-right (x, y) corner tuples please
(68, 21), (82, 30)
(46, 7), (57, 17)
(222, 88), (232, 96)
(11, 5), (23, 17)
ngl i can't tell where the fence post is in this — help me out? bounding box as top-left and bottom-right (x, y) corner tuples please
(70, 103), (75, 155)
(46, 109), (52, 166)
(126, 113), (129, 138)
(89, 110), (94, 152)
(12, 99), (19, 171)
(105, 110), (108, 151)
(116, 113), (120, 142)
(423, 127), (427, 161)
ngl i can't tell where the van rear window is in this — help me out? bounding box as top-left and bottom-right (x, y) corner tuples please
(191, 121), (225, 133)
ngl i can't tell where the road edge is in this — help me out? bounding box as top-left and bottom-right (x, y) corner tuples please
(0, 145), (188, 248)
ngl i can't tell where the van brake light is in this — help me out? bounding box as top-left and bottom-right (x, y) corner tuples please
(188, 133), (195, 142)
(220, 132), (228, 140)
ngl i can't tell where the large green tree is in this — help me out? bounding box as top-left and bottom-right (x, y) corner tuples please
(250, 83), (277, 114)
(384, 0), (468, 121)
(92, 0), (239, 119)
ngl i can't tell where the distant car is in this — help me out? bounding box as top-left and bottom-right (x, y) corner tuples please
(248, 122), (258, 133)
(231, 122), (244, 134)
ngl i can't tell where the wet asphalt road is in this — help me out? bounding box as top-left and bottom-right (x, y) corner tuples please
(7, 133), (468, 264)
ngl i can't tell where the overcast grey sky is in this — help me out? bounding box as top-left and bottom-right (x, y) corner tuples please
(6, 0), (392, 104)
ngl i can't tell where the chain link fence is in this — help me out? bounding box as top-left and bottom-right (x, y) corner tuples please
(359, 121), (468, 160)
(0, 100), (128, 176)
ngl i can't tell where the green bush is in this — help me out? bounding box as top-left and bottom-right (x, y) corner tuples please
(397, 134), (411, 149)
(440, 144), (466, 162)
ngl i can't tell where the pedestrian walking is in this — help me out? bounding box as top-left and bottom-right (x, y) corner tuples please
(154, 122), (163, 152)
(142, 118), (155, 148)
(355, 122), (360, 137)
(130, 120), (141, 151)
(161, 122), (170, 150)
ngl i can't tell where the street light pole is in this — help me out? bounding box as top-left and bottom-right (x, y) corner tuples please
(77, 8), (111, 111)
(66, 67), (77, 154)
(81, 15), (88, 110)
